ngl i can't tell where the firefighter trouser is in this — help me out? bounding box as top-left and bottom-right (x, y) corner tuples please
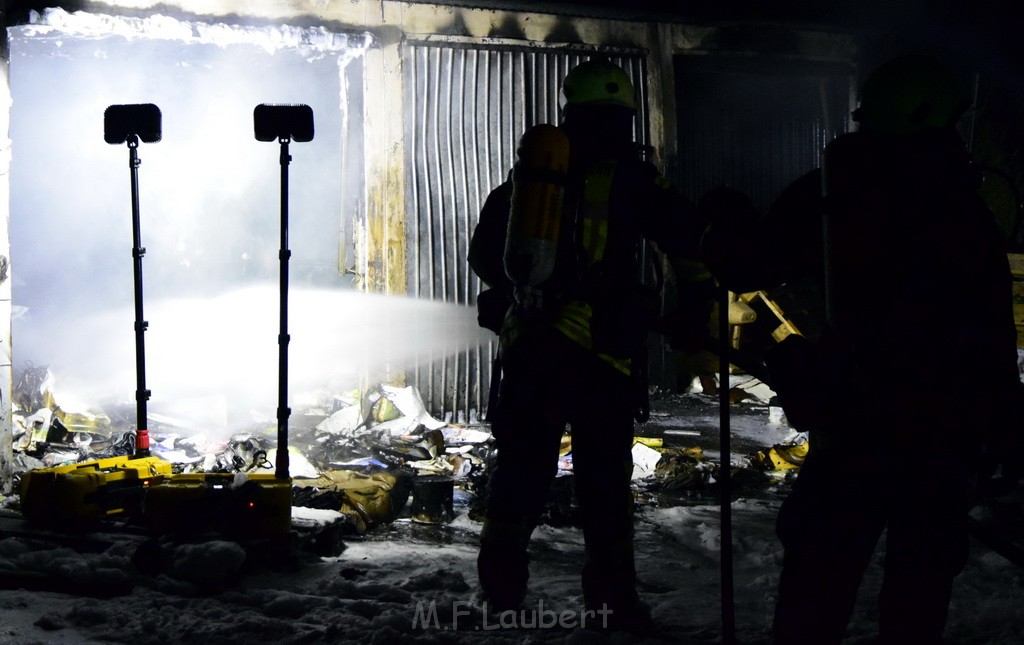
(773, 444), (974, 645)
(479, 328), (638, 612)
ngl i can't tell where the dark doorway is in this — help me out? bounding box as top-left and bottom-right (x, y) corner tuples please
(674, 55), (853, 213)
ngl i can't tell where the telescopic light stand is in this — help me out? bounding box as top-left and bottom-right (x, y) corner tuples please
(253, 102), (314, 482)
(274, 134), (292, 481)
(104, 102), (163, 459)
(127, 134), (152, 458)
(719, 283), (736, 645)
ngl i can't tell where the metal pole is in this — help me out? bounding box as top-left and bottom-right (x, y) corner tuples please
(276, 138), (292, 480)
(719, 284), (735, 643)
(128, 135), (151, 458)
(966, 72), (980, 154)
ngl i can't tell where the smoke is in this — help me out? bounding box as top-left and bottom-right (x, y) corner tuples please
(7, 14), (490, 432)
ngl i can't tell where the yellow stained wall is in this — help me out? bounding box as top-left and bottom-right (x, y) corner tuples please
(361, 44), (406, 295)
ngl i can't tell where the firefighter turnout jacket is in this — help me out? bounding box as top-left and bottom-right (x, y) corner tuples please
(469, 123), (706, 376)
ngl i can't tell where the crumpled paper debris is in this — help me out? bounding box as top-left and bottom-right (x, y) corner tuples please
(631, 442), (662, 480)
(380, 384), (446, 430)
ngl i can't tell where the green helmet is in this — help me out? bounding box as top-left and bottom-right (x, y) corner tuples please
(853, 55), (972, 135)
(559, 58), (637, 111)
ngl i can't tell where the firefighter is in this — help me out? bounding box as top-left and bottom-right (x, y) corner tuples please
(703, 55), (1022, 643)
(468, 57), (708, 628)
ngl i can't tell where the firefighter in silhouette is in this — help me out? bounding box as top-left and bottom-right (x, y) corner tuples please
(701, 55), (1023, 644)
(468, 58), (709, 627)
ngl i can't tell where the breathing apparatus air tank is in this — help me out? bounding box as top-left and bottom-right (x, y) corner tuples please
(504, 124), (571, 291)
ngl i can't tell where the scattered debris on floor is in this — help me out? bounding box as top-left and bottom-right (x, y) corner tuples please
(7, 364), (808, 543)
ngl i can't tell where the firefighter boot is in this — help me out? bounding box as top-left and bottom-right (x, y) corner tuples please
(477, 517), (532, 611)
(582, 545), (652, 632)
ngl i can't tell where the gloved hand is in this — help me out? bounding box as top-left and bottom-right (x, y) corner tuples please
(476, 288), (511, 334)
(764, 334), (825, 434)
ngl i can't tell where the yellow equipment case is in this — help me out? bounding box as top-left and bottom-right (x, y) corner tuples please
(19, 456), (172, 527)
(145, 472), (292, 539)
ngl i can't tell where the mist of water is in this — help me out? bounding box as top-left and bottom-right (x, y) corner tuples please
(14, 285), (493, 433)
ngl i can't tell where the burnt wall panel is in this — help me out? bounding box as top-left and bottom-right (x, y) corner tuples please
(405, 41), (650, 420)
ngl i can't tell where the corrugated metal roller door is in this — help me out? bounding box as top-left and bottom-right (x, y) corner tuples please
(404, 41), (649, 420)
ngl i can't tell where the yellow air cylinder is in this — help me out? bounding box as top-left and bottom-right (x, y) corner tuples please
(504, 124), (571, 287)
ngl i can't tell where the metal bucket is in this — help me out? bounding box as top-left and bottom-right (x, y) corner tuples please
(409, 474), (455, 524)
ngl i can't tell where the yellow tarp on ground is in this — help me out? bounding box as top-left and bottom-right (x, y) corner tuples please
(295, 470), (407, 533)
